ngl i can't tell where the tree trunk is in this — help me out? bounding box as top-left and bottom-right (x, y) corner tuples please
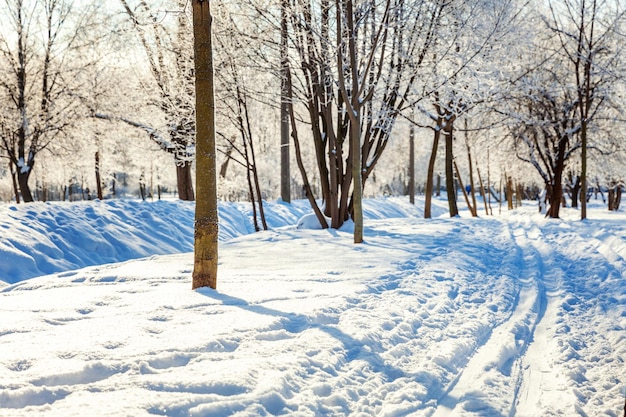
(95, 151), (103, 200)
(454, 160), (476, 216)
(444, 120), (458, 217)
(10, 162), (20, 204)
(17, 170), (34, 203)
(507, 175), (514, 210)
(280, 0), (290, 204)
(408, 125), (415, 205)
(547, 157), (566, 218)
(177, 161), (195, 201)
(464, 120), (478, 214)
(192, 0), (218, 290)
(425, 124), (441, 218)
(477, 167), (489, 216)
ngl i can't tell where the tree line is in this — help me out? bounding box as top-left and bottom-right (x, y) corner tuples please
(0, 0), (624, 226)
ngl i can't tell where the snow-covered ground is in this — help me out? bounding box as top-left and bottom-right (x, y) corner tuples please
(0, 197), (625, 416)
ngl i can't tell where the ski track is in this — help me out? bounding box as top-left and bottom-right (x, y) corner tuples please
(429, 218), (546, 417)
(428, 213), (626, 417)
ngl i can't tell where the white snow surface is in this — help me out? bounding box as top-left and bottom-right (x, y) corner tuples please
(0, 197), (625, 416)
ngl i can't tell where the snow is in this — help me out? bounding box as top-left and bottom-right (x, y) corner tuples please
(0, 196), (625, 416)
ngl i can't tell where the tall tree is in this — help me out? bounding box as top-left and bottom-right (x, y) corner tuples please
(285, 0), (444, 234)
(117, 0), (196, 201)
(192, 0), (218, 290)
(280, 0), (290, 203)
(0, 0), (98, 202)
(544, 0), (626, 219)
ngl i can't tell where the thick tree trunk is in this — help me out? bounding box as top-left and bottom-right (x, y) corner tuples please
(192, 0), (218, 290)
(177, 161), (195, 201)
(17, 171), (34, 203)
(547, 155), (566, 218)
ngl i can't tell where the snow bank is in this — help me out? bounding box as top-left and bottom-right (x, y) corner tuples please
(0, 197), (443, 285)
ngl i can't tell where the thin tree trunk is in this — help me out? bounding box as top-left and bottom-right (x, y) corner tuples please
(286, 67), (328, 228)
(95, 151), (103, 200)
(464, 120), (478, 214)
(280, 0), (290, 203)
(454, 160), (476, 217)
(409, 125), (415, 205)
(10, 162), (20, 204)
(424, 125), (441, 218)
(477, 166), (489, 215)
(507, 175), (514, 210)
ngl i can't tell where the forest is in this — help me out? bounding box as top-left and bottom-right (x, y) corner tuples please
(0, 0), (625, 224)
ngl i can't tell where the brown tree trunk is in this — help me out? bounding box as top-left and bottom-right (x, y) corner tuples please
(177, 161), (195, 201)
(192, 0), (218, 290)
(454, 160), (476, 216)
(444, 119), (458, 217)
(95, 151), (103, 200)
(280, 0), (290, 204)
(547, 162), (566, 218)
(408, 125), (415, 205)
(18, 171), (34, 203)
(506, 175), (514, 210)
(424, 126), (440, 218)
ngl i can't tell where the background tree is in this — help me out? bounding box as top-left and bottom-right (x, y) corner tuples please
(0, 0), (102, 202)
(113, 0), (196, 201)
(543, 0), (626, 218)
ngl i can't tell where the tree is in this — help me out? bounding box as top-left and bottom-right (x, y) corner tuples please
(284, 0), (446, 237)
(116, 0), (196, 201)
(213, 13), (268, 231)
(0, 0), (99, 202)
(544, 0), (626, 219)
(506, 0), (625, 218)
(192, 0), (218, 290)
(509, 70), (580, 218)
(280, 0), (290, 203)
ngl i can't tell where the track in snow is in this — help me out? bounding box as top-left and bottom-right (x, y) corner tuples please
(431, 220), (549, 416)
(430, 213), (626, 417)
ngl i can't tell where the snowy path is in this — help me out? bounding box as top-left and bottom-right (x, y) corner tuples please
(425, 211), (626, 417)
(431, 220), (546, 416)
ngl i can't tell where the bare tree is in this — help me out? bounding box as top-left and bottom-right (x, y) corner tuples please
(116, 0), (196, 201)
(0, 0), (99, 202)
(544, 0), (626, 219)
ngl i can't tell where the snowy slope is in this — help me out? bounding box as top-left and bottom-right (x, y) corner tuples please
(0, 197), (625, 416)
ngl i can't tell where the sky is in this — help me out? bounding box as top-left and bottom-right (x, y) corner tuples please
(0, 196), (625, 416)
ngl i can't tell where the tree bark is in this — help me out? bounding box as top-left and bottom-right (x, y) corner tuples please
(444, 119), (458, 217)
(177, 161), (195, 201)
(95, 151), (103, 200)
(192, 0), (218, 290)
(17, 170), (34, 202)
(408, 125), (415, 205)
(280, 0), (290, 203)
(424, 122), (442, 218)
